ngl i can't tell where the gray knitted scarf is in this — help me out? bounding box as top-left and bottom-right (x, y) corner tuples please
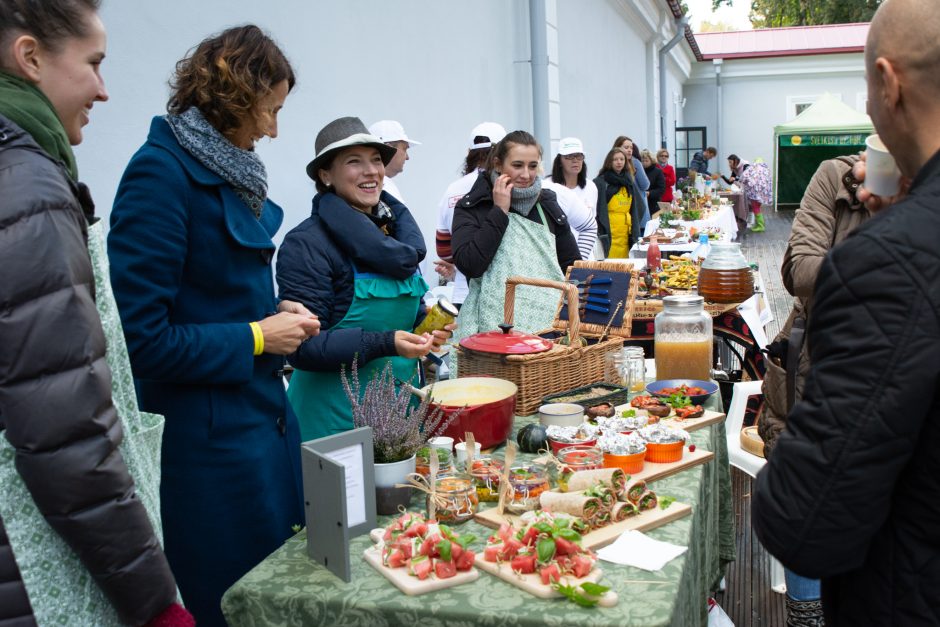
(490, 170), (542, 215)
(165, 107), (267, 218)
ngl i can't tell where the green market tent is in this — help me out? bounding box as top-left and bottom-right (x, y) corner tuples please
(773, 93), (874, 207)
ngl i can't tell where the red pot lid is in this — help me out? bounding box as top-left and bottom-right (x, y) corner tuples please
(460, 323), (553, 355)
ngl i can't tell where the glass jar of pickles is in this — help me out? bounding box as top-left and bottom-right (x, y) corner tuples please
(414, 297), (459, 336)
(556, 446), (604, 492)
(505, 465), (550, 514)
(427, 475), (478, 524)
(467, 457), (503, 502)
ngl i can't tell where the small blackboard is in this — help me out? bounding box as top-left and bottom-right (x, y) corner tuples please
(554, 260), (638, 338)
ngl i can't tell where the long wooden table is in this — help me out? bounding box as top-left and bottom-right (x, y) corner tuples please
(221, 394), (735, 627)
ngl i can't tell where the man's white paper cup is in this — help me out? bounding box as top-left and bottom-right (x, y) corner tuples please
(864, 134), (901, 197)
(428, 436), (454, 452)
(454, 441), (482, 466)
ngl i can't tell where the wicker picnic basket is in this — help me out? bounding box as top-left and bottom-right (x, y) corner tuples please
(455, 275), (632, 415)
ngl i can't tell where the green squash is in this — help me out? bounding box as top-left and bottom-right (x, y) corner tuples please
(516, 423), (549, 454)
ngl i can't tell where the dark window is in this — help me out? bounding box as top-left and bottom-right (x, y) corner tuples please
(675, 126), (707, 179)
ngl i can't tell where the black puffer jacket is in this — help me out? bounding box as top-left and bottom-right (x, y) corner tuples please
(451, 172), (580, 278)
(0, 115), (177, 625)
(752, 149), (940, 625)
(277, 190), (426, 371)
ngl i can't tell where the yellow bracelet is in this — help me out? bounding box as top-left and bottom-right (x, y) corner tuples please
(249, 321), (264, 356)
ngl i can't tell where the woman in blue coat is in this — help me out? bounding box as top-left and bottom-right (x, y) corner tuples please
(107, 26), (319, 626)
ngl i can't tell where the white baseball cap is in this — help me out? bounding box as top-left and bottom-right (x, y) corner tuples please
(558, 137), (584, 156)
(368, 120), (421, 146)
(469, 122), (506, 150)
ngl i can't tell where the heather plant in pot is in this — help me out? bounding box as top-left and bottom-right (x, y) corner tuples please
(342, 360), (459, 514)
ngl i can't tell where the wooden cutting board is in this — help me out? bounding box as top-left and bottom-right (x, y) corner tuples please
(473, 500), (692, 550)
(474, 560), (617, 606)
(533, 446), (714, 485)
(363, 545), (479, 595)
(612, 406), (727, 433)
(630, 447), (714, 483)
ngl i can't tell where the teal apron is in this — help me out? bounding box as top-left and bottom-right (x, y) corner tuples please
(288, 268), (429, 442)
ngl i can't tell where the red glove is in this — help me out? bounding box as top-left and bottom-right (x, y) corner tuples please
(144, 603), (195, 627)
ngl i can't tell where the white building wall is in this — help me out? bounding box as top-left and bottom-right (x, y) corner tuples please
(682, 53), (866, 176)
(78, 1), (532, 269)
(554, 0), (691, 172)
(75, 0), (690, 273)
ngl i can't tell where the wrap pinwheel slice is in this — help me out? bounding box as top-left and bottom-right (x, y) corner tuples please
(590, 509), (612, 529)
(612, 501), (638, 522)
(564, 468), (626, 497)
(638, 490), (659, 511)
(539, 491), (602, 521)
(625, 479), (648, 505)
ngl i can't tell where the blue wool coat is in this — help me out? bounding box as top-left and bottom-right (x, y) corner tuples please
(108, 117), (304, 627)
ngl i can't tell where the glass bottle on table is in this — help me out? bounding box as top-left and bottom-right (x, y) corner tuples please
(697, 241), (754, 304)
(692, 233), (711, 264)
(646, 235), (662, 272)
(623, 346), (646, 392)
(654, 295), (712, 381)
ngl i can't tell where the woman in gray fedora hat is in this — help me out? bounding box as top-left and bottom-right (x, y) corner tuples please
(277, 116), (453, 441)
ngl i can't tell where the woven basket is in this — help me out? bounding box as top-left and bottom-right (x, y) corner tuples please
(633, 297), (738, 320)
(455, 276), (626, 416)
(740, 426), (765, 458)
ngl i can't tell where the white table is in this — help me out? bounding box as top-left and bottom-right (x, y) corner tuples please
(630, 204), (738, 259)
(644, 203), (739, 240)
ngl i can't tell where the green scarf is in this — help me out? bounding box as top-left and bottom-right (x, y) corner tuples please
(0, 71), (77, 180)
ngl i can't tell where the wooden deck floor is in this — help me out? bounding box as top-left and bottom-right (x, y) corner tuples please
(712, 208), (795, 626)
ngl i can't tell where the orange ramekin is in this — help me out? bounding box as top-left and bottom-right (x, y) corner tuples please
(603, 449), (646, 474)
(644, 441), (684, 463)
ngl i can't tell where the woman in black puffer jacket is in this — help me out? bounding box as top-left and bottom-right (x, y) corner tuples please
(0, 2), (187, 625)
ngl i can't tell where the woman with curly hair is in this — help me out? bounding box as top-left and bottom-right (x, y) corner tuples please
(107, 25), (319, 625)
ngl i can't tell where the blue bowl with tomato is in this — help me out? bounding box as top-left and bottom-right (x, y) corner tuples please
(645, 379), (718, 405)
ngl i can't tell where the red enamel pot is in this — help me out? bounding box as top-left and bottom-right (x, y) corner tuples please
(420, 377), (517, 450)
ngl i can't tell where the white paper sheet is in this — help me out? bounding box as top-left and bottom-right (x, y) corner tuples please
(596, 530), (688, 571)
(324, 444), (367, 527)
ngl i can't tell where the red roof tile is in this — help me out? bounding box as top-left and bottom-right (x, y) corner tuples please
(695, 23), (869, 60)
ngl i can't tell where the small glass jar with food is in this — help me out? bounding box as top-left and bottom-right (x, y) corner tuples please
(427, 475), (479, 525)
(556, 446), (604, 492)
(415, 446), (454, 478)
(467, 457), (503, 502)
(505, 465), (550, 514)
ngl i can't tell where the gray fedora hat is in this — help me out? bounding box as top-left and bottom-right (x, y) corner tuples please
(305, 116), (398, 181)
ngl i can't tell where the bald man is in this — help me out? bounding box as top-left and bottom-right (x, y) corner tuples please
(752, 1), (940, 624)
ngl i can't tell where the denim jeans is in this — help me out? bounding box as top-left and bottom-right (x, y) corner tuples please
(785, 568), (821, 601)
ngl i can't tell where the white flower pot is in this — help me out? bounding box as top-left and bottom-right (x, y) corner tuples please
(374, 454), (416, 515)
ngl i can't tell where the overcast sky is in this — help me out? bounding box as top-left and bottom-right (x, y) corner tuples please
(685, 0), (753, 31)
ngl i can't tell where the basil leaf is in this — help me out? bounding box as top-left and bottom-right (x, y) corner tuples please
(437, 539), (452, 563)
(580, 582), (610, 596)
(556, 527), (582, 542)
(455, 534), (476, 549)
(537, 537), (556, 564)
(534, 522), (553, 534)
(438, 524), (453, 539)
(572, 593), (599, 607)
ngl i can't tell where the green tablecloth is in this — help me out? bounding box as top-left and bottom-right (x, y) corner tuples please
(222, 401), (734, 627)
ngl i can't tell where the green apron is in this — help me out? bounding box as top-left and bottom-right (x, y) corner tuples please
(288, 268), (429, 442)
(0, 222), (170, 625)
(454, 203), (566, 343)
